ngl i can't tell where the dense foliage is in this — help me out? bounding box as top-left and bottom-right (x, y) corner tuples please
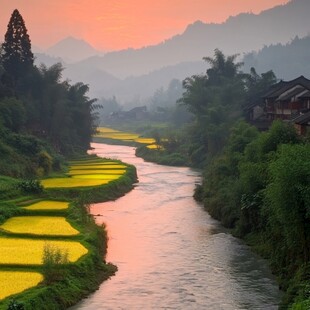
(139, 49), (309, 308)
(175, 50), (309, 308)
(0, 10), (98, 178)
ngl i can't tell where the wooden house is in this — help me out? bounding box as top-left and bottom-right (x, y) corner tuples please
(263, 76), (310, 121)
(245, 76), (310, 133)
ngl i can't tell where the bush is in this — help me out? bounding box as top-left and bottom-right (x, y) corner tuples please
(37, 151), (53, 175)
(17, 179), (43, 194)
(42, 243), (69, 284)
(7, 299), (25, 310)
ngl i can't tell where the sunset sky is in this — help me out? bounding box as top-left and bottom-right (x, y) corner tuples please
(1, 0), (289, 51)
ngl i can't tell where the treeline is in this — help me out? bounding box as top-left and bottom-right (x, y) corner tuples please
(0, 10), (97, 177)
(196, 120), (309, 309)
(243, 35), (310, 80)
(145, 49), (309, 308)
(182, 51), (310, 309)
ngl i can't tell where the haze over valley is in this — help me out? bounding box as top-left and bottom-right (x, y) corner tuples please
(33, 0), (310, 104)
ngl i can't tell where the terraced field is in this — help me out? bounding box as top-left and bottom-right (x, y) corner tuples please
(0, 238), (87, 265)
(94, 127), (156, 146)
(42, 158), (128, 189)
(0, 216), (79, 236)
(0, 199), (86, 301)
(23, 201), (69, 211)
(0, 271), (43, 300)
(0, 156), (132, 302)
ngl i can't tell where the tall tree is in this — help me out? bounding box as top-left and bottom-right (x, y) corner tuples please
(1, 9), (34, 81)
(179, 49), (245, 163)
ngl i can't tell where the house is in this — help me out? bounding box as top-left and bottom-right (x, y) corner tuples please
(291, 110), (310, 135)
(263, 76), (310, 121)
(109, 106), (148, 121)
(245, 76), (310, 133)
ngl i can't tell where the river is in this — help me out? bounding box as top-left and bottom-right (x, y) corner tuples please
(72, 143), (281, 310)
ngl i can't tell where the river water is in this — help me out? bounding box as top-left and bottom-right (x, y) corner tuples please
(72, 143), (281, 310)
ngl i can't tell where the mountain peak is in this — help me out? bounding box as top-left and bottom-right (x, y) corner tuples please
(46, 36), (102, 63)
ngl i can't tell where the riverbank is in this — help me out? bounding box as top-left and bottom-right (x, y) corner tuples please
(0, 155), (137, 310)
(71, 143), (282, 309)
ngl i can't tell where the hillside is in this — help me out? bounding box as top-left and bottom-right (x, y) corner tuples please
(243, 35), (310, 79)
(32, 0), (310, 103)
(64, 0), (310, 79)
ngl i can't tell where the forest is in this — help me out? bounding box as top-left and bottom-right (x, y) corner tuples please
(135, 49), (310, 309)
(0, 9), (97, 178)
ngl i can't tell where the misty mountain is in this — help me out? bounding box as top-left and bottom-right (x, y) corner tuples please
(243, 35), (310, 80)
(34, 0), (310, 105)
(63, 60), (204, 102)
(97, 61), (205, 102)
(34, 53), (64, 68)
(67, 0), (310, 79)
(46, 36), (102, 63)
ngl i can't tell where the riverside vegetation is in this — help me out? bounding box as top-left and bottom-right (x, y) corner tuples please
(0, 9), (137, 309)
(110, 50), (309, 309)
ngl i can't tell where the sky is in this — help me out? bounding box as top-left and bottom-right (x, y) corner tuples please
(1, 0), (289, 51)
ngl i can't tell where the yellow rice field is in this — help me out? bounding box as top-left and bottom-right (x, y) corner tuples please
(134, 137), (156, 144)
(0, 238), (88, 265)
(69, 164), (127, 170)
(0, 271), (43, 300)
(68, 169), (126, 175)
(96, 127), (119, 133)
(71, 174), (121, 180)
(0, 216), (79, 236)
(95, 132), (139, 140)
(23, 201), (69, 211)
(42, 157), (128, 189)
(69, 161), (120, 166)
(95, 127), (156, 147)
(147, 144), (162, 149)
(41, 178), (110, 188)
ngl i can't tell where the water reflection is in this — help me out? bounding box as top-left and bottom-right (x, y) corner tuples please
(72, 143), (281, 310)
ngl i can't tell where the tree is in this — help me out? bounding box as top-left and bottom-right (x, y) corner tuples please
(265, 143), (310, 263)
(203, 48), (243, 84)
(1, 9), (34, 81)
(179, 49), (246, 164)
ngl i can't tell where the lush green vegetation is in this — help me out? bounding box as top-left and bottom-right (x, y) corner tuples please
(129, 49), (310, 308)
(0, 10), (138, 309)
(0, 10), (99, 180)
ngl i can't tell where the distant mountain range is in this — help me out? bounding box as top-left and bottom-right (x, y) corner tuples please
(243, 35), (310, 80)
(33, 0), (310, 103)
(45, 37), (102, 63)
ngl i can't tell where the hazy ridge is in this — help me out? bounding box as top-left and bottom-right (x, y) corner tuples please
(34, 0), (310, 103)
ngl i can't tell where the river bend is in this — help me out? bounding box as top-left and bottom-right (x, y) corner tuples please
(72, 143), (281, 310)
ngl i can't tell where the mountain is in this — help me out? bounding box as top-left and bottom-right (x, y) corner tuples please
(34, 53), (64, 67)
(243, 35), (310, 80)
(35, 0), (310, 104)
(62, 60), (204, 101)
(68, 0), (310, 79)
(46, 37), (101, 63)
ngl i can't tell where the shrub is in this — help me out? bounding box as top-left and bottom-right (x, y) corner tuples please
(17, 179), (43, 194)
(42, 243), (69, 284)
(37, 150), (53, 175)
(7, 299), (25, 310)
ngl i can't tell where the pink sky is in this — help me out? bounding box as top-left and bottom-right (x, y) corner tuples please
(0, 0), (289, 51)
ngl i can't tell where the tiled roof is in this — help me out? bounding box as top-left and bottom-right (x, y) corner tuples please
(291, 111), (310, 125)
(263, 76), (310, 99)
(276, 87), (305, 101)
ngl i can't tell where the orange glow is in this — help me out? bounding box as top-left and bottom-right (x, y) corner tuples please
(0, 0), (289, 51)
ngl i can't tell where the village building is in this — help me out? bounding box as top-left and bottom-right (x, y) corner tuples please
(245, 75), (310, 135)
